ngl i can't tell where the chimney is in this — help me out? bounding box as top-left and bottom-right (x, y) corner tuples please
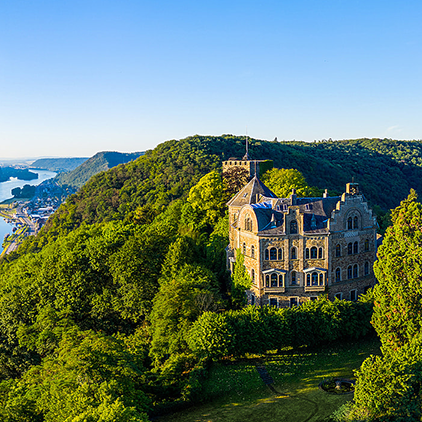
(290, 188), (297, 205)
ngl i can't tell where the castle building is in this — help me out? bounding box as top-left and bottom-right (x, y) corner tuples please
(227, 177), (377, 307)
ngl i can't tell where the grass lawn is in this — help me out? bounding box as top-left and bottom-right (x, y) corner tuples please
(159, 336), (380, 422)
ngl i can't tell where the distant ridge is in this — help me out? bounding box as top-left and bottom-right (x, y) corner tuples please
(54, 151), (144, 189)
(31, 157), (89, 173)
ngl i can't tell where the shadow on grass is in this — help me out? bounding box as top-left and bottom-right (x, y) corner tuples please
(158, 336), (381, 422)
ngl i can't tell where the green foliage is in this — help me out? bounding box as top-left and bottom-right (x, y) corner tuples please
(54, 151), (143, 189)
(261, 168), (322, 197)
(185, 171), (228, 228)
(9, 135), (422, 261)
(188, 299), (373, 360)
(149, 265), (222, 365)
(372, 190), (422, 353)
(345, 191), (422, 421)
(351, 336), (422, 422)
(0, 327), (150, 422)
(230, 251), (252, 308)
(222, 166), (250, 197)
(11, 184), (36, 199)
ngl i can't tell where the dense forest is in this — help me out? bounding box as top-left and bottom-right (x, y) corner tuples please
(54, 151), (144, 189)
(1, 135), (422, 420)
(4, 135), (422, 257)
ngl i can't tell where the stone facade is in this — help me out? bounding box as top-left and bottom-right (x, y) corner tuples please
(222, 158), (273, 179)
(227, 178), (377, 307)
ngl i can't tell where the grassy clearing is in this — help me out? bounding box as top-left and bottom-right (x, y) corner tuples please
(159, 336), (380, 422)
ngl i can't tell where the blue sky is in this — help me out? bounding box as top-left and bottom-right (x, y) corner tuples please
(0, 0), (421, 158)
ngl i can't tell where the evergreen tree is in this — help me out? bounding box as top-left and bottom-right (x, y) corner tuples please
(346, 190), (422, 421)
(372, 189), (422, 354)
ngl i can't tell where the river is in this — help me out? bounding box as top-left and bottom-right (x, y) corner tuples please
(0, 170), (57, 253)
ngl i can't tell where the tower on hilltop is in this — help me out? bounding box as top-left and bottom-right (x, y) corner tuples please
(222, 136), (273, 178)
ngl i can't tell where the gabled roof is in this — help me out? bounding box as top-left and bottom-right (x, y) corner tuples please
(227, 176), (277, 207)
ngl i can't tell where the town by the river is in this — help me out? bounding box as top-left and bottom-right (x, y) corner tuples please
(0, 170), (56, 253)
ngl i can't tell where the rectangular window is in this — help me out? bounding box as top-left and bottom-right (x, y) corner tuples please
(269, 298), (278, 307)
(290, 297), (298, 307)
(350, 290), (357, 301)
(335, 292), (343, 300)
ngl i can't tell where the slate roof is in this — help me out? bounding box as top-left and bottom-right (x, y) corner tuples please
(249, 195), (342, 235)
(227, 176), (277, 207)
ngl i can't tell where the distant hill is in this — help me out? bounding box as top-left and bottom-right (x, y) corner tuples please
(9, 135), (422, 258)
(0, 166), (38, 183)
(54, 151), (144, 189)
(31, 157), (89, 172)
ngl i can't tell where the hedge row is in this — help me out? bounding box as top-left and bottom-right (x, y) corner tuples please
(187, 298), (373, 359)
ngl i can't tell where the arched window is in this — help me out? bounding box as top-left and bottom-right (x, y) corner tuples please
(335, 268), (341, 282)
(278, 274), (284, 287)
(245, 216), (252, 231)
(318, 247), (323, 259)
(306, 274), (311, 286)
(265, 249), (269, 260)
(353, 264), (358, 278)
(348, 217), (353, 230)
(348, 243), (353, 255)
(271, 273), (277, 287)
(348, 265), (353, 279)
(251, 268), (255, 283)
(319, 273), (324, 285)
(353, 216), (358, 229)
(364, 239), (369, 252)
(290, 220), (298, 234)
(291, 271), (297, 285)
(243, 242), (246, 255)
(251, 245), (255, 258)
(311, 247), (317, 259)
(335, 244), (341, 257)
(353, 241), (358, 254)
(291, 247), (297, 259)
(270, 247), (277, 260)
(312, 272), (318, 286)
(265, 275), (269, 287)
(365, 262), (369, 275)
(278, 248), (283, 260)
(305, 248), (310, 259)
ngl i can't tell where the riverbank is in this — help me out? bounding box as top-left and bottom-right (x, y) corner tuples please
(0, 169), (56, 255)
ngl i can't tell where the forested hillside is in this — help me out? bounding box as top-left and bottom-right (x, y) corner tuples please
(54, 151), (144, 189)
(51, 136), (422, 221)
(4, 135), (422, 258)
(2, 135), (422, 420)
(30, 157), (89, 172)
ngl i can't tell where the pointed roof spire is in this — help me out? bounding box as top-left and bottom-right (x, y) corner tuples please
(227, 175), (277, 207)
(242, 136), (250, 160)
